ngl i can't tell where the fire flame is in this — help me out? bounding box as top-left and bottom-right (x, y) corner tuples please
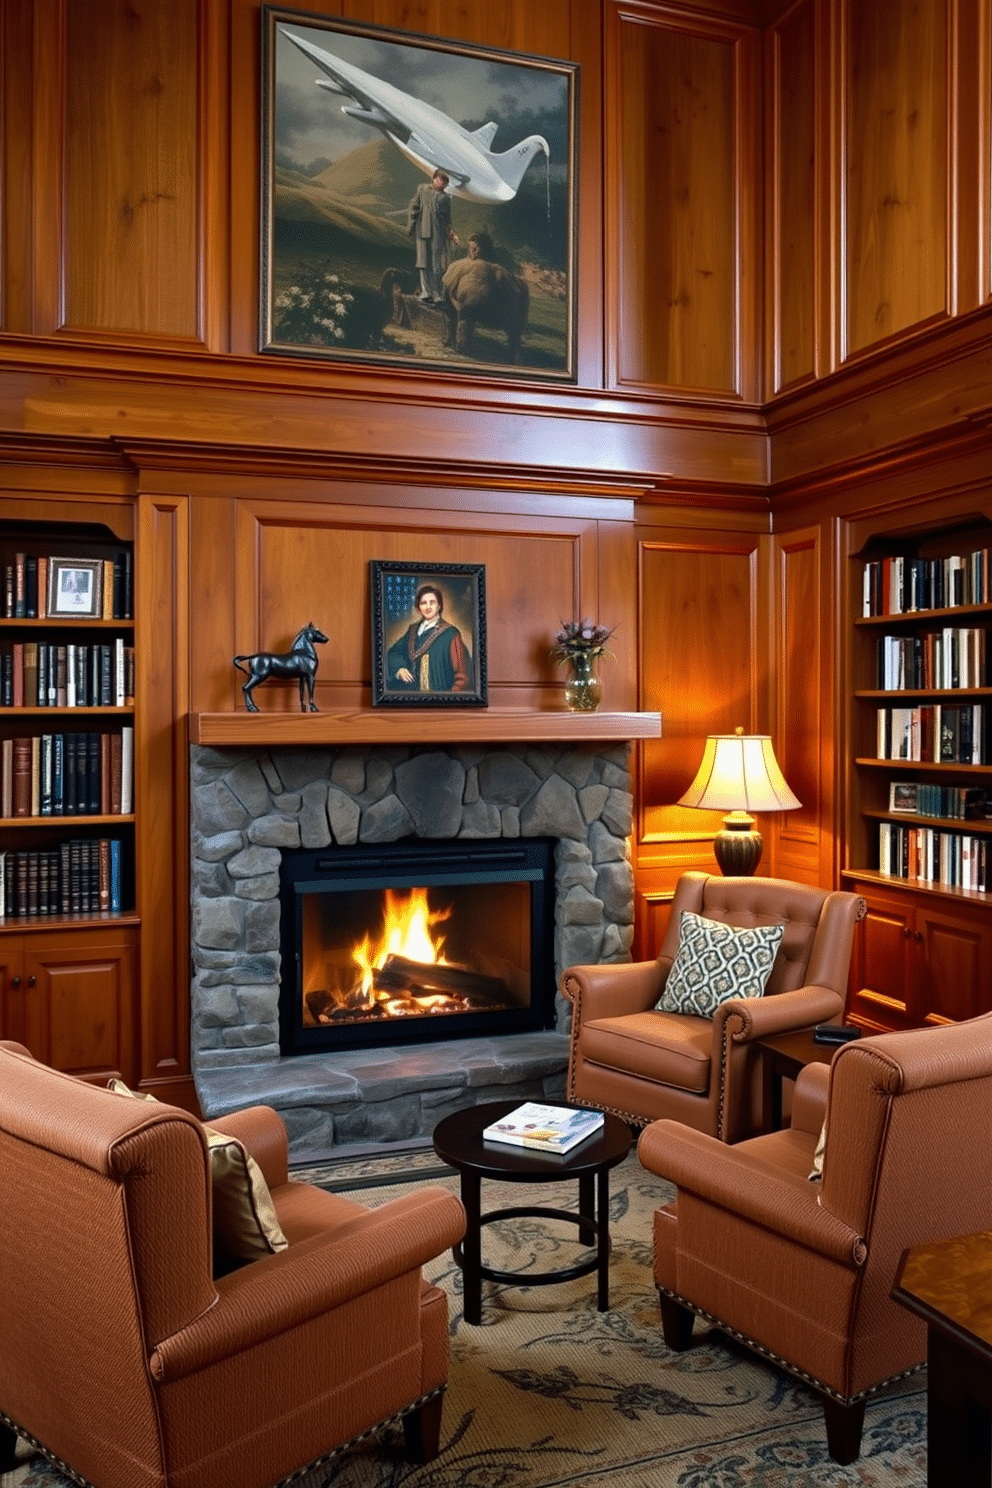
(353, 887), (451, 999)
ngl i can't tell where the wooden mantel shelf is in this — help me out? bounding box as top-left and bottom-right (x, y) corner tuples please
(188, 708), (662, 748)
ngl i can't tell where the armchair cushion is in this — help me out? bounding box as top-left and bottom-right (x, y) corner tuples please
(110, 1079), (288, 1270)
(658, 910), (784, 1017)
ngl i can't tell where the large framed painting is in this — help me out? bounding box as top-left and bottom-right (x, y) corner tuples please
(371, 560), (487, 708)
(261, 7), (578, 381)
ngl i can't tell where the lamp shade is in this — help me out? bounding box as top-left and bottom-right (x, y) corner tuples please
(677, 733), (801, 814)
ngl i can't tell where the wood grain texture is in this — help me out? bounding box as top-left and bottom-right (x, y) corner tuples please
(845, 0), (948, 354)
(768, 0), (816, 391)
(636, 532), (765, 845)
(64, 0), (199, 335)
(136, 493), (190, 1083)
(611, 8), (738, 392)
(188, 708), (661, 745)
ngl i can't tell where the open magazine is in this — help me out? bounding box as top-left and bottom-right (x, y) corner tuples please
(482, 1101), (604, 1154)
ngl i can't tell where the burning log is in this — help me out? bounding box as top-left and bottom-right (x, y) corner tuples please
(372, 954), (509, 1007)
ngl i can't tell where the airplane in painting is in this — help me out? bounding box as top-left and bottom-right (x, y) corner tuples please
(281, 27), (551, 204)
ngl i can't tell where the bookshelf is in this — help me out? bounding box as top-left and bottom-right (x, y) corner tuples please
(844, 515), (992, 1032)
(0, 518), (138, 1078)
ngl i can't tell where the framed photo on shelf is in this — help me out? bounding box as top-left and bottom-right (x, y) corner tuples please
(47, 558), (104, 619)
(371, 560), (487, 707)
(889, 781), (918, 814)
(260, 7), (578, 381)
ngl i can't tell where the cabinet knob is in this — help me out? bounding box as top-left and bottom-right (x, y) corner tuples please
(914, 930), (923, 943)
(10, 975), (20, 988)
(26, 974), (36, 988)
(903, 927), (912, 939)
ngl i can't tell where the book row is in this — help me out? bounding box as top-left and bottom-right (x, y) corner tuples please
(2, 551), (132, 620)
(0, 730), (134, 819)
(878, 823), (991, 893)
(888, 781), (989, 820)
(0, 838), (124, 918)
(875, 705), (988, 765)
(863, 549), (990, 616)
(875, 628), (988, 690)
(1, 639), (134, 709)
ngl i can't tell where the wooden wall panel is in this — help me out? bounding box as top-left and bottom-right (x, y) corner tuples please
(768, 0), (816, 392)
(64, 0), (200, 336)
(608, 5), (758, 396)
(771, 522), (833, 884)
(136, 492), (190, 1090)
(844, 0), (948, 356)
(636, 531), (765, 854)
(193, 492), (630, 712)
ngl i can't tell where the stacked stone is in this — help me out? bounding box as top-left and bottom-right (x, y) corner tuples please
(191, 741), (634, 1069)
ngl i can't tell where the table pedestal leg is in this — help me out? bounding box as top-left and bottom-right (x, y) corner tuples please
(459, 1171), (482, 1326)
(596, 1166), (611, 1310)
(577, 1172), (596, 1245)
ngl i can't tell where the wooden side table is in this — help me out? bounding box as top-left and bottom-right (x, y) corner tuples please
(754, 1028), (838, 1132)
(433, 1101), (632, 1325)
(893, 1231), (992, 1488)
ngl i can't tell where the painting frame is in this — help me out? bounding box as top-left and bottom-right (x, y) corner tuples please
(260, 6), (578, 382)
(47, 558), (104, 619)
(371, 560), (487, 708)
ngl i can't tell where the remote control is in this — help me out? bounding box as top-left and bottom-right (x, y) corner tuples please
(813, 1023), (862, 1045)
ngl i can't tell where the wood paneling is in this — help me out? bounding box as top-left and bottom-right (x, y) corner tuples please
(844, 0), (948, 355)
(136, 491), (190, 1089)
(609, 6), (758, 396)
(772, 522), (833, 884)
(768, 0), (816, 391)
(637, 531), (765, 848)
(64, 0), (199, 336)
(206, 492), (635, 712)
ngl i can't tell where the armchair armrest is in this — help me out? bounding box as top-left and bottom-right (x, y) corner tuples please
(638, 1120), (865, 1266)
(715, 983), (845, 1044)
(149, 1186), (466, 1382)
(206, 1104), (289, 1191)
(561, 959), (664, 1021)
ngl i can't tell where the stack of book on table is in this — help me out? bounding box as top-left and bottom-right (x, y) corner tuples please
(482, 1102), (604, 1154)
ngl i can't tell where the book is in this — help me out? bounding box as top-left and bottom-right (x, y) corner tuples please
(120, 725), (133, 814)
(11, 737), (31, 817)
(482, 1102), (605, 1154)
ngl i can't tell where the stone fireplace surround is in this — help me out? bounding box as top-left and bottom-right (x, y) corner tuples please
(190, 738), (635, 1162)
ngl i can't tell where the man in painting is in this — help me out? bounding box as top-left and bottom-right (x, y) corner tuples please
(386, 583), (473, 693)
(407, 169), (459, 303)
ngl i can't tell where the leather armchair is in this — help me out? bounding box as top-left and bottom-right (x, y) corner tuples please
(638, 1013), (992, 1463)
(0, 1043), (466, 1488)
(561, 872), (865, 1142)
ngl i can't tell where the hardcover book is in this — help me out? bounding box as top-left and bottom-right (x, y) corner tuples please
(482, 1102), (605, 1154)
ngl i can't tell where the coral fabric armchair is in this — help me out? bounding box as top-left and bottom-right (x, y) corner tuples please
(638, 1013), (992, 1463)
(561, 872), (864, 1142)
(0, 1042), (465, 1488)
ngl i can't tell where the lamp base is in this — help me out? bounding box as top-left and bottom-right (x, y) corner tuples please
(713, 812), (763, 876)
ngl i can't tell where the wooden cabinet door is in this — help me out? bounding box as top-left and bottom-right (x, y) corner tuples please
(21, 931), (137, 1080)
(915, 902), (992, 1026)
(0, 940), (28, 1046)
(847, 882), (915, 1031)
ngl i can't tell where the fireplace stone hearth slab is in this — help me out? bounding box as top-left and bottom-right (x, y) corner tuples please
(194, 1030), (571, 1164)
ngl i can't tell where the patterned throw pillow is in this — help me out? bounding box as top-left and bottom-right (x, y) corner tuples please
(109, 1078), (288, 1270)
(657, 910), (785, 1018)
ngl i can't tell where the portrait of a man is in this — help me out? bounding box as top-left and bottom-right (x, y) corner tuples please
(372, 561), (487, 707)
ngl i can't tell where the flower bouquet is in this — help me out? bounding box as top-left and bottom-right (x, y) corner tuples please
(550, 618), (615, 711)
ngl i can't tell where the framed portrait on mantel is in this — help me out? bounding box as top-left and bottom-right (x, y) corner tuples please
(260, 6), (578, 381)
(371, 561), (487, 707)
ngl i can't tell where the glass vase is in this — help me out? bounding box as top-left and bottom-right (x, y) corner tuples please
(563, 651), (603, 712)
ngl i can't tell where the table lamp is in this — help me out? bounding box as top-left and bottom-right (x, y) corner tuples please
(677, 727), (801, 876)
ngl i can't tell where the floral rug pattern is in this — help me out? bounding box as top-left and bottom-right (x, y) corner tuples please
(3, 1154), (927, 1488)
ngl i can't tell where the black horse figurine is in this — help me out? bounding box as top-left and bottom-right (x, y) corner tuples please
(233, 622), (329, 713)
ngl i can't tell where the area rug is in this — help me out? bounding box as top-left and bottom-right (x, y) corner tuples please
(2, 1151), (927, 1488)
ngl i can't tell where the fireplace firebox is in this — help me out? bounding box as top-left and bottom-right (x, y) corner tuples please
(278, 838), (557, 1054)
